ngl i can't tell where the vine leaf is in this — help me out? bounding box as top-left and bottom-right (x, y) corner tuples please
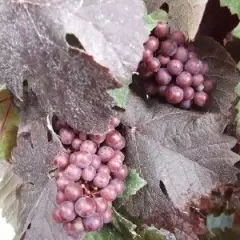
(108, 85), (130, 109)
(0, 90), (19, 161)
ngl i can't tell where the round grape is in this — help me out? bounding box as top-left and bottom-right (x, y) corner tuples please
(75, 196), (96, 218)
(110, 179), (125, 196)
(74, 151), (92, 168)
(192, 74), (204, 87)
(185, 59), (202, 75)
(153, 22), (169, 39)
(102, 208), (113, 224)
(188, 52), (197, 59)
(155, 68), (172, 85)
(112, 165), (129, 180)
(94, 197), (109, 213)
(80, 140), (97, 154)
(183, 87), (194, 100)
(105, 130), (122, 148)
(167, 60), (183, 75)
(165, 85), (184, 104)
(52, 208), (64, 223)
(111, 151), (125, 162)
(55, 170), (64, 180)
(90, 155), (101, 169)
(100, 185), (117, 201)
(93, 172), (111, 188)
(59, 128), (75, 145)
(157, 55), (170, 66)
(98, 146), (115, 162)
(194, 92), (209, 107)
(59, 201), (76, 221)
(63, 164), (82, 181)
(108, 158), (123, 172)
(161, 40), (177, 57)
(144, 36), (160, 52)
(143, 80), (158, 96)
(109, 117), (120, 128)
(72, 138), (82, 151)
(157, 85), (167, 97)
(89, 134), (106, 144)
(56, 177), (70, 191)
(196, 84), (204, 92)
(83, 213), (103, 232)
(113, 137), (126, 150)
(64, 222), (75, 235)
(79, 132), (87, 141)
(56, 191), (65, 205)
(64, 183), (83, 201)
(146, 57), (161, 72)
(72, 217), (84, 233)
(142, 48), (153, 62)
(98, 165), (111, 175)
(82, 166), (96, 182)
(170, 31), (186, 45)
(173, 47), (188, 63)
(176, 71), (193, 88)
(203, 80), (216, 93)
(180, 100), (192, 109)
(53, 153), (69, 169)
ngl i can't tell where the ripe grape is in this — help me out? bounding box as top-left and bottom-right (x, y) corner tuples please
(183, 87), (194, 100)
(80, 140), (97, 154)
(56, 177), (70, 191)
(192, 74), (204, 87)
(72, 217), (84, 232)
(98, 146), (115, 162)
(111, 151), (125, 162)
(176, 71), (193, 88)
(146, 57), (161, 72)
(194, 92), (208, 107)
(109, 117), (120, 128)
(165, 85), (184, 104)
(108, 158), (123, 172)
(173, 47), (188, 63)
(102, 208), (113, 224)
(112, 165), (129, 180)
(185, 59), (202, 75)
(143, 80), (158, 96)
(90, 155), (101, 169)
(95, 197), (108, 213)
(100, 185), (117, 201)
(59, 128), (75, 145)
(158, 55), (170, 66)
(180, 100), (192, 109)
(144, 36), (160, 52)
(56, 191), (65, 205)
(55, 170), (64, 179)
(64, 222), (75, 235)
(83, 213), (103, 232)
(167, 60), (183, 75)
(155, 68), (172, 85)
(53, 153), (69, 169)
(157, 85), (167, 97)
(75, 196), (96, 218)
(82, 166), (96, 182)
(59, 201), (76, 221)
(79, 132), (87, 141)
(170, 31), (186, 46)
(188, 52), (197, 59)
(161, 40), (177, 56)
(110, 179), (125, 196)
(203, 80), (215, 93)
(74, 151), (92, 168)
(142, 48), (153, 62)
(64, 183), (83, 201)
(64, 164), (82, 181)
(72, 138), (82, 151)
(105, 130), (122, 148)
(153, 22), (169, 39)
(98, 165), (111, 175)
(93, 172), (111, 188)
(89, 134), (106, 144)
(52, 208), (64, 223)
(196, 84), (204, 92)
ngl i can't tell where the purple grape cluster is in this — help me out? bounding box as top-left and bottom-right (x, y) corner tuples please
(52, 117), (128, 238)
(138, 22), (216, 109)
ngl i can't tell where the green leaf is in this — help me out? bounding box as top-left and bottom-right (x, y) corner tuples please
(233, 23), (240, 39)
(143, 10), (168, 33)
(108, 85), (130, 109)
(0, 90), (19, 161)
(122, 169), (147, 198)
(235, 82), (240, 96)
(237, 61), (240, 71)
(137, 226), (165, 240)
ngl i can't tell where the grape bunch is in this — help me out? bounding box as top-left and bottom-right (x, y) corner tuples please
(138, 22), (216, 109)
(52, 118), (128, 239)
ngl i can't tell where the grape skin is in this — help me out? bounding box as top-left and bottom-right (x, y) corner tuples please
(194, 92), (208, 107)
(80, 140), (97, 154)
(74, 151), (92, 168)
(146, 57), (161, 72)
(95, 197), (108, 213)
(64, 164), (82, 181)
(176, 71), (193, 88)
(165, 86), (184, 104)
(102, 208), (113, 224)
(83, 213), (103, 232)
(56, 191), (65, 205)
(185, 59), (202, 75)
(158, 55), (170, 66)
(192, 74), (204, 87)
(183, 87), (194, 100)
(173, 47), (188, 63)
(155, 68), (172, 85)
(93, 172), (111, 188)
(59, 128), (75, 145)
(53, 153), (69, 169)
(161, 40), (177, 57)
(72, 138), (82, 151)
(167, 60), (183, 76)
(110, 179), (125, 196)
(64, 183), (83, 201)
(153, 22), (169, 39)
(170, 31), (186, 46)
(59, 201), (76, 221)
(144, 36), (160, 52)
(82, 166), (96, 182)
(52, 208), (64, 223)
(203, 80), (215, 93)
(75, 197), (96, 218)
(98, 146), (115, 162)
(100, 185), (117, 201)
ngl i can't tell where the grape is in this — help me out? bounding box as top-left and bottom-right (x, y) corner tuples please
(142, 48), (153, 62)
(176, 71), (193, 88)
(108, 158), (123, 172)
(201, 61), (209, 75)
(194, 92), (208, 107)
(72, 217), (84, 232)
(173, 47), (188, 63)
(185, 59), (202, 75)
(64, 222), (75, 235)
(157, 85), (167, 97)
(59, 128), (75, 145)
(56, 177), (70, 191)
(80, 140), (97, 154)
(100, 185), (117, 201)
(102, 208), (113, 224)
(82, 166), (96, 182)
(109, 179), (125, 196)
(55, 170), (64, 179)
(94, 197), (108, 213)
(183, 87), (194, 100)
(155, 68), (172, 85)
(64, 183), (83, 201)
(167, 60), (183, 75)
(64, 164), (82, 181)
(79, 132), (87, 141)
(83, 213), (103, 232)
(89, 134), (106, 144)
(161, 40), (177, 57)
(138, 63), (153, 78)
(170, 31), (186, 46)
(192, 74), (204, 87)
(112, 165), (129, 180)
(74, 151), (92, 168)
(105, 130), (122, 148)
(52, 208), (64, 223)
(196, 84), (204, 92)
(90, 154), (101, 169)
(153, 22), (169, 39)
(144, 36), (160, 52)
(98, 165), (111, 175)
(72, 138), (82, 151)
(75, 196), (96, 218)
(53, 153), (69, 169)
(146, 57), (161, 72)
(98, 146), (115, 162)
(109, 117), (120, 128)
(113, 137), (126, 150)
(111, 151), (125, 162)
(59, 201), (76, 221)
(56, 191), (65, 205)
(93, 172), (111, 188)
(180, 100), (192, 109)
(203, 80), (215, 93)
(188, 52), (197, 59)
(165, 85), (184, 104)
(157, 55), (170, 66)
(143, 80), (158, 96)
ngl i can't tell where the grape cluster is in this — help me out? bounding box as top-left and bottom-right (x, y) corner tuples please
(52, 118), (128, 238)
(138, 22), (216, 109)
